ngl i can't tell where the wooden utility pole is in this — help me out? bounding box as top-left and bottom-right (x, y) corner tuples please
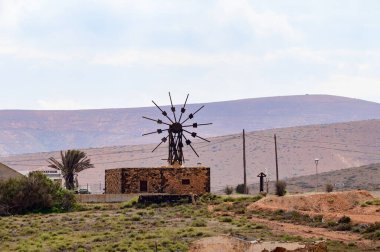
(274, 134), (279, 182)
(243, 129), (247, 194)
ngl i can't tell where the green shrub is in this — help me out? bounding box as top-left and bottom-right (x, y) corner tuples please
(130, 215), (141, 221)
(338, 216), (351, 224)
(0, 172), (76, 215)
(199, 193), (222, 204)
(325, 183), (333, 193)
(334, 223), (352, 231)
(224, 186), (233, 195)
(362, 222), (380, 233)
(361, 222), (380, 240)
(223, 197), (236, 202)
(366, 199), (380, 206)
(54, 188), (76, 212)
(121, 197), (139, 208)
(327, 221), (338, 227)
(191, 219), (207, 227)
(275, 180), (287, 196)
(219, 217), (232, 223)
(235, 184), (248, 194)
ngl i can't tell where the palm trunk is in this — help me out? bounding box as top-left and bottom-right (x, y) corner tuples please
(65, 174), (75, 190)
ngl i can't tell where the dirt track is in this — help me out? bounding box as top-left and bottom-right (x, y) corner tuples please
(250, 216), (379, 248)
(245, 191), (380, 249)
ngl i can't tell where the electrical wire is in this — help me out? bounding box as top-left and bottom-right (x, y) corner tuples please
(2, 135), (241, 167)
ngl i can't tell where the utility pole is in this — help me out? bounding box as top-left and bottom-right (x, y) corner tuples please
(315, 158), (319, 191)
(265, 167), (269, 194)
(274, 134), (279, 182)
(243, 129), (247, 194)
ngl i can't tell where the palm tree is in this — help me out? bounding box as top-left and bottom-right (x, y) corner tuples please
(48, 150), (94, 190)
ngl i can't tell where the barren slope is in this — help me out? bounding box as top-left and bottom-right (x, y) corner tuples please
(1, 95), (380, 155)
(1, 119), (380, 192)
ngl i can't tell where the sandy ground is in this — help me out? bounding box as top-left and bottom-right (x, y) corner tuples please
(189, 236), (326, 252)
(201, 191), (380, 251)
(249, 216), (379, 249)
(248, 190), (380, 224)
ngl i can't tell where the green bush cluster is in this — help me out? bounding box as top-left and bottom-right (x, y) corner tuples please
(0, 172), (76, 215)
(275, 180), (287, 196)
(338, 215), (351, 224)
(235, 184), (249, 194)
(325, 183), (334, 193)
(224, 185), (233, 195)
(198, 193), (223, 204)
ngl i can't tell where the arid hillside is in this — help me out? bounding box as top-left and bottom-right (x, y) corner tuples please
(256, 163), (380, 194)
(1, 119), (380, 192)
(1, 95), (380, 155)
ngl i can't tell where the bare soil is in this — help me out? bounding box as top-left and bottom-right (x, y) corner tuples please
(248, 190), (380, 224)
(189, 235), (326, 252)
(249, 217), (379, 249)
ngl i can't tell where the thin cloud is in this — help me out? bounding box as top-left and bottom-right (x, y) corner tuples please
(91, 50), (258, 67)
(214, 0), (302, 40)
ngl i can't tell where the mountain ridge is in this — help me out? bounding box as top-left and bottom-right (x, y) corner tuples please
(1, 94), (380, 156)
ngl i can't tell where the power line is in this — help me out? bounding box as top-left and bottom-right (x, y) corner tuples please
(5, 153), (167, 167)
(245, 134), (273, 143)
(248, 132), (380, 149)
(3, 135), (241, 167)
(4, 131), (380, 168)
(312, 145), (380, 156)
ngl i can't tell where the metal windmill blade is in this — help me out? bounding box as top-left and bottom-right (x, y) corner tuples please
(142, 92), (212, 166)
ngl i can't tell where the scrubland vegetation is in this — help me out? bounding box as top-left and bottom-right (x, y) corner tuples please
(0, 194), (268, 251)
(0, 172), (75, 216)
(0, 193), (377, 251)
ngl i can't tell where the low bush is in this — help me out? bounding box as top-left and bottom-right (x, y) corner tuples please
(0, 172), (76, 215)
(121, 197), (139, 208)
(362, 222), (380, 233)
(219, 217), (232, 223)
(333, 223), (352, 231)
(191, 219), (207, 227)
(235, 184), (249, 194)
(223, 186), (233, 195)
(338, 216), (351, 224)
(275, 180), (287, 196)
(199, 193), (223, 204)
(366, 199), (380, 206)
(325, 183), (333, 193)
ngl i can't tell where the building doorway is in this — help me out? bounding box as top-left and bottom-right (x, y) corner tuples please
(140, 180), (148, 192)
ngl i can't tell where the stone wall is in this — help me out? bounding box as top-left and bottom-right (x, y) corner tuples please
(105, 167), (210, 195)
(163, 168), (210, 194)
(104, 169), (123, 194)
(76, 194), (138, 203)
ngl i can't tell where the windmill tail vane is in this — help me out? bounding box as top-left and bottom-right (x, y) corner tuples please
(142, 92), (212, 166)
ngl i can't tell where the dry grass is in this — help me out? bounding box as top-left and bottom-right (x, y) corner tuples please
(0, 194), (372, 251)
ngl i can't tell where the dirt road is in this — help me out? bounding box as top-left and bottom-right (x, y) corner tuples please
(250, 216), (380, 249)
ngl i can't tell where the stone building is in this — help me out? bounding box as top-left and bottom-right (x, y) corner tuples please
(105, 167), (210, 195)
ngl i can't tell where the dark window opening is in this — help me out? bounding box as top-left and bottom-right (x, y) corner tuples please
(182, 179), (190, 185)
(140, 180), (148, 192)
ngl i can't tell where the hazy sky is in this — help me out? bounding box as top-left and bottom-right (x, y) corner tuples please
(0, 0), (379, 109)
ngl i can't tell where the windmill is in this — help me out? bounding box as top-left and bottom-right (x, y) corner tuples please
(142, 93), (212, 166)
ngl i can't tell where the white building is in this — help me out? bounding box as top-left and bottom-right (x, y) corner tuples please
(20, 167), (63, 186)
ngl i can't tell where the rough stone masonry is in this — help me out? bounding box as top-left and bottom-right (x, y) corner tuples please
(105, 167), (210, 195)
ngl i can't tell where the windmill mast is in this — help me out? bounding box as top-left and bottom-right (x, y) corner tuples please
(142, 93), (212, 167)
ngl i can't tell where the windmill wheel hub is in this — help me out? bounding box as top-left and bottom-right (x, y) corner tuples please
(170, 122), (183, 133)
(143, 93), (211, 166)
